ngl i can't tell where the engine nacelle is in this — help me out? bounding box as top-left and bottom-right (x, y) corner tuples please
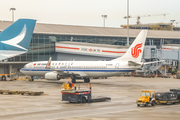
(45, 72), (61, 80)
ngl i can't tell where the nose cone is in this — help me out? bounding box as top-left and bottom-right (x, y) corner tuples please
(20, 68), (24, 74)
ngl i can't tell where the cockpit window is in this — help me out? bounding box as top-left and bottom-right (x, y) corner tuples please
(24, 63), (32, 68)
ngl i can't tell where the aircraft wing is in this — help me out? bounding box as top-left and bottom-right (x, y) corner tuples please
(45, 58), (68, 74)
(71, 72), (87, 77)
(45, 57), (87, 77)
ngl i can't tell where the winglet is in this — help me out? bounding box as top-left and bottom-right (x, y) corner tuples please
(45, 57), (52, 69)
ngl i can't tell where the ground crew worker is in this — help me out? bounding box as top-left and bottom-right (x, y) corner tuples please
(68, 81), (74, 89)
(172, 69), (175, 75)
(89, 83), (92, 90)
(74, 85), (77, 90)
(71, 83), (74, 88)
(68, 82), (72, 88)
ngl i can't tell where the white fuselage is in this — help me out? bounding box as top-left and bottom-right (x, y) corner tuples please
(20, 61), (141, 78)
(20, 30), (148, 80)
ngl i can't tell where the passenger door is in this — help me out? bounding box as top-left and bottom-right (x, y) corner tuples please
(115, 63), (119, 72)
(67, 63), (70, 71)
(29, 63), (34, 71)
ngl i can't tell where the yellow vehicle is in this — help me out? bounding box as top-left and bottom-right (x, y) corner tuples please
(136, 90), (156, 106)
(0, 74), (11, 81)
(0, 72), (18, 81)
(62, 82), (75, 90)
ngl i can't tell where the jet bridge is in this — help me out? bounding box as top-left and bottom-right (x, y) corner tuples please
(139, 45), (180, 76)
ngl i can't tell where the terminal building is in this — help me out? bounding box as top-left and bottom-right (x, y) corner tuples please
(0, 20), (180, 75)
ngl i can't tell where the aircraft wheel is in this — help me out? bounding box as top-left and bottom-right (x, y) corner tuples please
(72, 78), (76, 83)
(2, 76), (6, 81)
(31, 76), (34, 81)
(82, 97), (86, 103)
(84, 78), (90, 83)
(57, 74), (61, 80)
(151, 101), (155, 106)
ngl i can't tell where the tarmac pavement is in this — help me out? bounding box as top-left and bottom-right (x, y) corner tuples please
(0, 77), (180, 120)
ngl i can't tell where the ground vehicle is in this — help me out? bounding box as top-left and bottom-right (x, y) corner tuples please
(61, 82), (110, 103)
(0, 73), (18, 81)
(136, 90), (156, 106)
(155, 92), (178, 104)
(0, 74), (10, 81)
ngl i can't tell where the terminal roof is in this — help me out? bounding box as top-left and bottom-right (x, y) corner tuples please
(0, 20), (180, 39)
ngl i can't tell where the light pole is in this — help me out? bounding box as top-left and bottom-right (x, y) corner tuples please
(170, 20), (175, 24)
(127, 0), (129, 46)
(10, 7), (16, 22)
(101, 15), (107, 27)
(170, 20), (175, 31)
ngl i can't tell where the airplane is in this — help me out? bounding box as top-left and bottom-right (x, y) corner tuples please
(20, 30), (148, 83)
(0, 19), (36, 61)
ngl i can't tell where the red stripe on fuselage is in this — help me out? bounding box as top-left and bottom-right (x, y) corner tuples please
(55, 46), (79, 50)
(102, 50), (126, 53)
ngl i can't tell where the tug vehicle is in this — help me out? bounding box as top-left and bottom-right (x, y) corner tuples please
(0, 72), (18, 81)
(136, 90), (156, 106)
(61, 82), (111, 103)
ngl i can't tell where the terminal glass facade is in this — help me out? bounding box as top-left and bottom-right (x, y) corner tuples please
(8, 34), (56, 62)
(6, 34), (180, 62)
(55, 36), (134, 46)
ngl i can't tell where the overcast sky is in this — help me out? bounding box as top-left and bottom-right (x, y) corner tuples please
(0, 0), (180, 27)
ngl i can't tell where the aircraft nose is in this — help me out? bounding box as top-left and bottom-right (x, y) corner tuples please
(20, 68), (24, 73)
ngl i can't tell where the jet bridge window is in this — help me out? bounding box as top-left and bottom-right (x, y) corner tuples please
(151, 48), (156, 58)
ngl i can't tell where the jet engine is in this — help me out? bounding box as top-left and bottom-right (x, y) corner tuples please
(45, 72), (61, 80)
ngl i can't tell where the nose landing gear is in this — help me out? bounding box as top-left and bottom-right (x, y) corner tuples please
(31, 76), (34, 81)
